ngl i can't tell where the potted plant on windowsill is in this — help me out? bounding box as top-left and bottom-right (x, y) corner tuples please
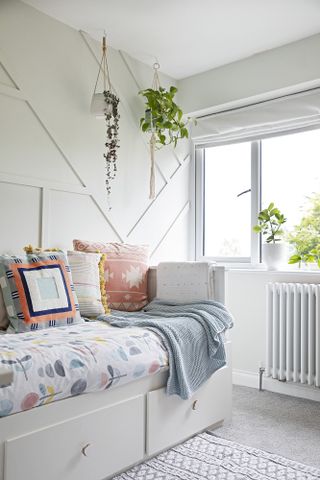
(253, 203), (287, 270)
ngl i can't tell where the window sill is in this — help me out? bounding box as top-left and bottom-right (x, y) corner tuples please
(220, 263), (320, 275)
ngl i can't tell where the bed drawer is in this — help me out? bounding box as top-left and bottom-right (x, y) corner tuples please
(4, 395), (144, 480)
(147, 362), (232, 455)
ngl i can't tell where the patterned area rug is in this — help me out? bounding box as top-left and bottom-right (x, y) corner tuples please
(113, 432), (320, 479)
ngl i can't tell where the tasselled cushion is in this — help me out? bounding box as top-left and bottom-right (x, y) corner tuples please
(67, 251), (109, 317)
(73, 240), (149, 312)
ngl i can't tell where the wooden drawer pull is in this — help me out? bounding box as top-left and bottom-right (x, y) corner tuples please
(192, 400), (198, 411)
(81, 443), (91, 457)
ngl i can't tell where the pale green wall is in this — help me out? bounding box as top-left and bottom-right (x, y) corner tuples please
(178, 33), (320, 116)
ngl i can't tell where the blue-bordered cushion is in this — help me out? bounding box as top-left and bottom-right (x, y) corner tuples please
(0, 252), (83, 332)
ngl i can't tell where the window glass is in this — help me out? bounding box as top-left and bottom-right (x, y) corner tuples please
(262, 130), (320, 232)
(204, 142), (251, 258)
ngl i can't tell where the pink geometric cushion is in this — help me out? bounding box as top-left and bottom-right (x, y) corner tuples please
(73, 240), (149, 312)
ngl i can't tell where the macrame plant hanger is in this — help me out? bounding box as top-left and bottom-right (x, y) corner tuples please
(93, 35), (111, 95)
(149, 62), (160, 200)
(91, 33), (120, 202)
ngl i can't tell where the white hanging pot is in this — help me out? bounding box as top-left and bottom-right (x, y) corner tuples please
(90, 93), (113, 118)
(262, 243), (287, 271)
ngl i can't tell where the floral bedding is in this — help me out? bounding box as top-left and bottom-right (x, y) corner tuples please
(0, 322), (168, 417)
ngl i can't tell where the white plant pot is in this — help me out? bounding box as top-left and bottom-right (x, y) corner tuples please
(90, 93), (113, 117)
(262, 243), (287, 271)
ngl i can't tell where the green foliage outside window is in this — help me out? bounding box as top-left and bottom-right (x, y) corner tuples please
(288, 193), (320, 267)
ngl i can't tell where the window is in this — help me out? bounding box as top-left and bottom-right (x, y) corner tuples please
(196, 128), (320, 263)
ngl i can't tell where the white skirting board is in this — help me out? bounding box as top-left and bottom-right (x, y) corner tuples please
(233, 369), (320, 402)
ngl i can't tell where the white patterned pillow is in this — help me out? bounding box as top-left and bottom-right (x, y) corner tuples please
(67, 251), (108, 317)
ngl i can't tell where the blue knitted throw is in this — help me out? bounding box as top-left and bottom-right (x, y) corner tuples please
(98, 300), (233, 399)
(98, 299), (233, 400)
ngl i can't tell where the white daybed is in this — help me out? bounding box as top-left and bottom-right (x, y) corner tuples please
(0, 265), (231, 480)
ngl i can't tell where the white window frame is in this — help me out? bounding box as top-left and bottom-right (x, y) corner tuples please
(194, 139), (262, 264)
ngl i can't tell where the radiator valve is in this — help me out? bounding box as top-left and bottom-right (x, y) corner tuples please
(259, 366), (265, 391)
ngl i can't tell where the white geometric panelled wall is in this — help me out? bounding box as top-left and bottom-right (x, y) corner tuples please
(0, 0), (191, 263)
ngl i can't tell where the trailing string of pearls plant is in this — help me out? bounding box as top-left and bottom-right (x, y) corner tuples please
(91, 34), (120, 200)
(103, 90), (119, 195)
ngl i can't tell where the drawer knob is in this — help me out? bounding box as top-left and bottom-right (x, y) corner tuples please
(81, 443), (91, 457)
(192, 400), (198, 411)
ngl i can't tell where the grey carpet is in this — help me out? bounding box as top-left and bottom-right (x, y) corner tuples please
(114, 432), (320, 479)
(215, 385), (320, 469)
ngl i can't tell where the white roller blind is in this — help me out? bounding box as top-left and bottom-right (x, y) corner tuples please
(192, 88), (320, 146)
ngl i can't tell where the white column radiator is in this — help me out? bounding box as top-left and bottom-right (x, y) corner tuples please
(266, 282), (320, 387)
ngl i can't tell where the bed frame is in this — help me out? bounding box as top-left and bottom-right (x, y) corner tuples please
(0, 265), (231, 480)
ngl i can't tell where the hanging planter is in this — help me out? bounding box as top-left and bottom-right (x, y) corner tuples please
(91, 35), (120, 197)
(139, 63), (190, 199)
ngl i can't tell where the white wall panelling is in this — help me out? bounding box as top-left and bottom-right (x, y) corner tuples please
(0, 0), (191, 261)
(0, 84), (25, 101)
(0, 182), (42, 252)
(0, 62), (18, 89)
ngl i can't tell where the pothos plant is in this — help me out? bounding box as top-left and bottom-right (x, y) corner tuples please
(139, 86), (189, 147)
(103, 90), (120, 196)
(139, 84), (192, 199)
(253, 203), (287, 243)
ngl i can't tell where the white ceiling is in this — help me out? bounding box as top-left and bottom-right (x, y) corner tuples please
(22, 0), (320, 79)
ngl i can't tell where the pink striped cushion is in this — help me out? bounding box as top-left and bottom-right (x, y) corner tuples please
(73, 240), (149, 312)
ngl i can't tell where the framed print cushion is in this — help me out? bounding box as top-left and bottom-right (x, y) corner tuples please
(0, 252), (83, 332)
(73, 240), (149, 311)
(67, 251), (109, 317)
